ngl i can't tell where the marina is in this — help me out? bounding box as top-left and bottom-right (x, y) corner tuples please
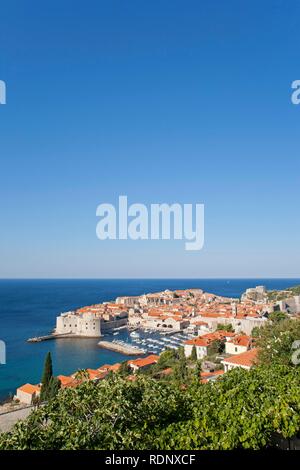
(97, 327), (188, 358)
(2, 278), (292, 402)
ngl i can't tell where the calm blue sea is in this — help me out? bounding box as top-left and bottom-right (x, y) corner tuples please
(0, 278), (299, 401)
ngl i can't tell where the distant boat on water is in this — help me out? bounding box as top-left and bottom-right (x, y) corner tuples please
(130, 331), (140, 338)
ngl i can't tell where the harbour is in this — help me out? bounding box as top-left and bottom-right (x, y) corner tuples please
(1, 278), (298, 402)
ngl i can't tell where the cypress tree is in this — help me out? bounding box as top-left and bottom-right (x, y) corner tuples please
(48, 376), (61, 399)
(174, 347), (188, 383)
(191, 344), (197, 361)
(40, 352), (53, 401)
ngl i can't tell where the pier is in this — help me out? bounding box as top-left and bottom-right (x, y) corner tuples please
(98, 340), (144, 355)
(27, 333), (75, 343)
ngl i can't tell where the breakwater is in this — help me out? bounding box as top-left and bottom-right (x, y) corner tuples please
(98, 341), (144, 355)
(27, 333), (75, 343)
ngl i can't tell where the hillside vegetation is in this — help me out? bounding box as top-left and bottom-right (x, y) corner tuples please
(267, 285), (300, 302)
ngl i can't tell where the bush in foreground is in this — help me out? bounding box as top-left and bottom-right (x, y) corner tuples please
(1, 363), (300, 450)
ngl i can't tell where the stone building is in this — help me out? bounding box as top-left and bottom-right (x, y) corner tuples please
(55, 311), (101, 337)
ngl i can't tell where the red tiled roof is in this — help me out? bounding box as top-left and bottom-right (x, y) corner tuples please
(98, 363), (121, 373)
(86, 368), (108, 380)
(129, 354), (159, 368)
(223, 348), (258, 368)
(200, 370), (225, 383)
(228, 334), (252, 347)
(200, 370), (224, 378)
(185, 330), (232, 346)
(185, 337), (210, 347)
(17, 383), (40, 394)
(57, 375), (74, 387)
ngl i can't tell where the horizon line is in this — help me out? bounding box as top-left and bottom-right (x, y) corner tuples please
(0, 277), (300, 281)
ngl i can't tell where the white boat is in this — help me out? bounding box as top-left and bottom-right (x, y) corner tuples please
(130, 331), (140, 338)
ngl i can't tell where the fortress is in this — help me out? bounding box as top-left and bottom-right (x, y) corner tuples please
(55, 311), (102, 337)
(55, 305), (129, 338)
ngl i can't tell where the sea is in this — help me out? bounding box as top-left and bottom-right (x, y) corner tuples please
(0, 278), (299, 401)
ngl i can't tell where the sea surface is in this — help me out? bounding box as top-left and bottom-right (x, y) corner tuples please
(0, 278), (299, 401)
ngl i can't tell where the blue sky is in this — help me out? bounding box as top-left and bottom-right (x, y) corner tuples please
(0, 0), (300, 278)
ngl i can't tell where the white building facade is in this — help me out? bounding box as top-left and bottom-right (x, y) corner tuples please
(56, 311), (101, 337)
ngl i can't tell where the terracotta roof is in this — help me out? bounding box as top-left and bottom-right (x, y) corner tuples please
(57, 375), (74, 387)
(200, 370), (225, 383)
(223, 348), (258, 368)
(185, 330), (231, 347)
(98, 363), (121, 373)
(201, 370), (224, 378)
(17, 383), (40, 394)
(228, 334), (252, 347)
(86, 368), (108, 380)
(129, 354), (159, 368)
(185, 337), (211, 347)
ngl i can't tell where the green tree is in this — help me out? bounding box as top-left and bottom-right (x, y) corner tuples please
(173, 347), (188, 383)
(2, 364), (300, 450)
(216, 323), (234, 332)
(209, 339), (224, 355)
(48, 376), (61, 399)
(268, 311), (287, 323)
(251, 326), (261, 338)
(74, 369), (90, 381)
(190, 345), (197, 362)
(40, 352), (53, 401)
(118, 360), (130, 376)
(193, 360), (202, 380)
(257, 318), (300, 367)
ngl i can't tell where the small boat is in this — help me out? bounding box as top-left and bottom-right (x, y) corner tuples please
(130, 331), (140, 338)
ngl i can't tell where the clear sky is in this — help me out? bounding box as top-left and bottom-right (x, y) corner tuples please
(0, 0), (300, 278)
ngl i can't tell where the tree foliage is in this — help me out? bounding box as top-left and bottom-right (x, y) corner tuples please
(217, 323), (234, 332)
(268, 311), (287, 323)
(256, 318), (300, 367)
(1, 363), (300, 450)
(190, 345), (197, 362)
(3, 321), (300, 450)
(40, 352), (59, 401)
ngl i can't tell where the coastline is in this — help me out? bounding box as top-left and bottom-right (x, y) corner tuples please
(1, 278), (300, 402)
